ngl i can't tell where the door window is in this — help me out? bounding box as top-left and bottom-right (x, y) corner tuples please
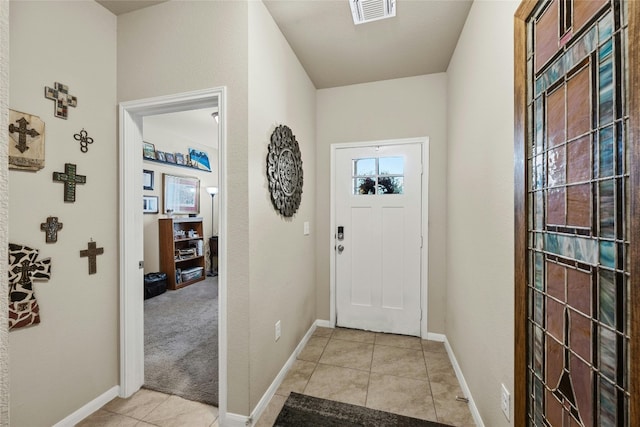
(352, 156), (404, 195)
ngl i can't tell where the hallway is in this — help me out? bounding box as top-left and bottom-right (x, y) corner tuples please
(77, 327), (474, 426)
(256, 327), (475, 426)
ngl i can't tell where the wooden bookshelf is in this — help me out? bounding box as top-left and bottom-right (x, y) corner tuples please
(158, 217), (205, 290)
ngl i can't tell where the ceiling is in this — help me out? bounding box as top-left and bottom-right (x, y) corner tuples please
(97, 0), (472, 89)
(144, 108), (219, 149)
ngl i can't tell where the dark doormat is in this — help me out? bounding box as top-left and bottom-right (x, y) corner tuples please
(274, 392), (454, 427)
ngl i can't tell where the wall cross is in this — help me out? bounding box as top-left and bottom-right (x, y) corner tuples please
(52, 163), (86, 202)
(44, 82), (77, 119)
(80, 240), (104, 275)
(40, 216), (63, 243)
(9, 117), (40, 153)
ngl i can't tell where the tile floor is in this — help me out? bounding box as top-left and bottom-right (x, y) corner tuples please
(255, 327), (475, 426)
(77, 390), (218, 427)
(78, 327), (474, 427)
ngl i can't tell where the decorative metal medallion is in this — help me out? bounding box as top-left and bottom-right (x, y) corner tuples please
(267, 125), (303, 217)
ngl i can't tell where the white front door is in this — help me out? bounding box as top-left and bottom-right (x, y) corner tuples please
(335, 143), (423, 336)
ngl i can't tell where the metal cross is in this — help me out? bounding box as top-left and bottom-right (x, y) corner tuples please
(80, 240), (104, 275)
(17, 260), (39, 286)
(9, 117), (40, 153)
(52, 163), (86, 202)
(40, 216), (63, 243)
(74, 129), (94, 153)
(44, 82), (77, 119)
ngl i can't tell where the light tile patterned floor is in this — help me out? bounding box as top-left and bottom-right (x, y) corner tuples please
(256, 327), (476, 427)
(77, 389), (218, 427)
(79, 327), (474, 426)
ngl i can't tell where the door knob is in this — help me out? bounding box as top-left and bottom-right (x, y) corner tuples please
(337, 245), (344, 253)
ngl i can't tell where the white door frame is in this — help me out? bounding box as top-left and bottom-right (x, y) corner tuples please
(118, 88), (228, 417)
(330, 137), (429, 338)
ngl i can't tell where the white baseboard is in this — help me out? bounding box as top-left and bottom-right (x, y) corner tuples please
(442, 337), (484, 427)
(315, 319), (333, 328)
(53, 385), (119, 427)
(248, 320), (326, 425)
(426, 332), (446, 342)
(220, 411), (251, 427)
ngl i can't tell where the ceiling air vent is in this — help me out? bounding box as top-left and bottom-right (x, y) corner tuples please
(349, 0), (396, 25)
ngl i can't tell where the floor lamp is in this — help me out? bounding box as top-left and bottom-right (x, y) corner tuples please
(206, 186), (218, 276)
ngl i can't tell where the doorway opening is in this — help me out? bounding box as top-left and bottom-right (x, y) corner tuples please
(118, 88), (228, 417)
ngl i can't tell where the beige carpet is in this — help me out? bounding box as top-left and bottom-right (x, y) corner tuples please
(143, 276), (218, 406)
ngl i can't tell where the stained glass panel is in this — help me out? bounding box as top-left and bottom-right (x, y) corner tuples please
(526, 0), (630, 425)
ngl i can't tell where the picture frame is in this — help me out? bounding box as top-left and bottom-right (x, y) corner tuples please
(163, 174), (200, 215)
(189, 148), (212, 172)
(143, 195), (159, 214)
(165, 152), (176, 163)
(143, 142), (156, 160)
(175, 153), (185, 165)
(143, 169), (154, 190)
(156, 151), (166, 162)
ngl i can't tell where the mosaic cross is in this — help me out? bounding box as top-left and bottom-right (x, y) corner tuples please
(8, 117), (40, 153)
(74, 129), (94, 153)
(80, 240), (104, 275)
(40, 216), (63, 243)
(52, 163), (86, 202)
(44, 82), (77, 119)
(8, 243), (52, 330)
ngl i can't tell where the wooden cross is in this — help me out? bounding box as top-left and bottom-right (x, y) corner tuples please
(40, 216), (63, 243)
(53, 163), (86, 202)
(9, 117), (40, 153)
(80, 240), (104, 275)
(44, 82), (77, 119)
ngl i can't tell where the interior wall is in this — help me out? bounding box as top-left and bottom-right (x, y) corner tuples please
(141, 120), (219, 274)
(445, 0), (519, 425)
(247, 1), (317, 410)
(116, 0), (251, 415)
(315, 74), (448, 334)
(0, 1), (9, 424)
(8, 1), (118, 425)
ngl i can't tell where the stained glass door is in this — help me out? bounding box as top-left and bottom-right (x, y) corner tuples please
(515, 0), (637, 425)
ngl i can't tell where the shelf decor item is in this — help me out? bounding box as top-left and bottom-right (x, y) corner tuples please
(267, 124), (303, 217)
(143, 142), (156, 160)
(8, 109), (46, 171)
(8, 243), (52, 330)
(163, 173), (200, 215)
(189, 148), (211, 171)
(44, 81), (77, 119)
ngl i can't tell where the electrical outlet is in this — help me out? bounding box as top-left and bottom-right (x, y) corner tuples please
(275, 320), (281, 341)
(501, 383), (510, 421)
(303, 221), (310, 235)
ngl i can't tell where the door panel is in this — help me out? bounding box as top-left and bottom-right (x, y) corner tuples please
(335, 143), (422, 336)
(519, 1), (632, 425)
